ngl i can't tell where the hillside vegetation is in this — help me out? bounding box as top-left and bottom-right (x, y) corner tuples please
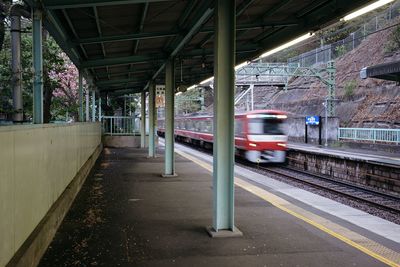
(254, 20), (400, 129)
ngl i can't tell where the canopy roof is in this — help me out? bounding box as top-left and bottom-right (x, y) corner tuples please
(360, 60), (400, 82)
(23, 0), (375, 95)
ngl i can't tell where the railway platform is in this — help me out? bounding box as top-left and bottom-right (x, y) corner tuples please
(39, 146), (400, 267)
(288, 143), (400, 167)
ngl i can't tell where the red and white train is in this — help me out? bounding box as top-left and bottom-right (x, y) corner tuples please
(157, 110), (288, 163)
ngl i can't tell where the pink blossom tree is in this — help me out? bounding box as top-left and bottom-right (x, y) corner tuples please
(49, 54), (83, 121)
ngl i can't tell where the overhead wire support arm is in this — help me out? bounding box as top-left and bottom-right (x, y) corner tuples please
(235, 61), (336, 115)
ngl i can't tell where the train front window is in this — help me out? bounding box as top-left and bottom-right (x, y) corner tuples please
(248, 119), (284, 135)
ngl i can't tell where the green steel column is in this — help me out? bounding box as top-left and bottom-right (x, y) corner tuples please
(85, 89), (90, 122)
(91, 89), (96, 122)
(32, 9), (43, 124)
(163, 59), (176, 176)
(209, 0), (240, 236)
(326, 61), (336, 116)
(141, 90), (147, 148)
(148, 83), (156, 157)
(78, 71), (84, 122)
(98, 96), (102, 121)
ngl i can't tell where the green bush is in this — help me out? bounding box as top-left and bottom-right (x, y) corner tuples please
(335, 44), (347, 57)
(384, 25), (400, 53)
(344, 80), (357, 97)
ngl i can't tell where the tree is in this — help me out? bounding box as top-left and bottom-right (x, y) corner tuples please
(0, 14), (77, 122)
(50, 55), (80, 121)
(42, 33), (67, 122)
(0, 18), (33, 119)
(0, 0), (11, 52)
(176, 88), (204, 115)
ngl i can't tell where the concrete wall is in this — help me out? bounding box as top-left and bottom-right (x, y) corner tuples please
(102, 135), (158, 148)
(0, 123), (101, 266)
(287, 149), (400, 193)
(103, 135), (142, 148)
(284, 117), (339, 145)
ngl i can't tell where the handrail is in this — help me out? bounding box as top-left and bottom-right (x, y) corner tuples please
(102, 116), (140, 136)
(338, 128), (400, 144)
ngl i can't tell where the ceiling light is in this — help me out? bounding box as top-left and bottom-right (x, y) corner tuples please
(342, 0), (394, 21)
(259, 32), (314, 59)
(235, 61), (250, 70)
(200, 77), (214, 85)
(187, 85), (196, 91)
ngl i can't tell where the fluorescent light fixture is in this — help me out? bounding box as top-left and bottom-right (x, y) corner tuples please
(175, 92), (182, 96)
(193, 61), (249, 88)
(342, 0), (394, 21)
(235, 61), (249, 70)
(187, 85), (196, 91)
(200, 77), (214, 85)
(260, 32), (314, 58)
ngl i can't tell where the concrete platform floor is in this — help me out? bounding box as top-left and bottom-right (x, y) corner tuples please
(39, 148), (390, 267)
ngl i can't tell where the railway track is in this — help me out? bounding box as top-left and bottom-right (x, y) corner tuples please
(257, 165), (400, 215)
(171, 139), (400, 220)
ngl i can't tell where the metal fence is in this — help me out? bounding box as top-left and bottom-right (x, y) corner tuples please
(289, 1), (400, 67)
(102, 116), (141, 135)
(338, 128), (400, 144)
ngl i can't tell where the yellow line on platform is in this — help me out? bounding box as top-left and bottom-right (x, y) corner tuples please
(175, 149), (400, 267)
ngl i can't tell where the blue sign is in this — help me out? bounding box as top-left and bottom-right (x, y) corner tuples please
(305, 116), (320, 125)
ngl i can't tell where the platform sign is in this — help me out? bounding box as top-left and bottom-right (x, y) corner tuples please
(155, 85), (165, 108)
(305, 116), (320, 125)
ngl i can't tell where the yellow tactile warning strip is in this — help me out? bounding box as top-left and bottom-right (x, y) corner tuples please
(175, 149), (400, 267)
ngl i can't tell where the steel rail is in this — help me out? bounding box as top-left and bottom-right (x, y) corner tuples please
(258, 165), (400, 214)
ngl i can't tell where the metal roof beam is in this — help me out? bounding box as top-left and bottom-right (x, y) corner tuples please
(43, 10), (81, 65)
(105, 88), (143, 96)
(43, 0), (173, 9)
(99, 85), (143, 92)
(71, 21), (299, 46)
(145, 2), (214, 90)
(260, 0), (292, 20)
(61, 10), (89, 60)
(71, 31), (178, 45)
(171, 8), (213, 57)
(177, 0), (198, 29)
(133, 3), (149, 55)
(96, 67), (155, 79)
(237, 0), (294, 43)
(182, 44), (260, 58)
(92, 6), (110, 78)
(96, 78), (144, 87)
(252, 27), (284, 43)
(81, 53), (166, 69)
(197, 0), (256, 48)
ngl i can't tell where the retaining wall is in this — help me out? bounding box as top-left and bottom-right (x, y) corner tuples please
(285, 117), (339, 145)
(0, 123), (101, 266)
(287, 149), (400, 194)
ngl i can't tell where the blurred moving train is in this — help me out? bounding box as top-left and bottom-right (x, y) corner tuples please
(157, 110), (288, 163)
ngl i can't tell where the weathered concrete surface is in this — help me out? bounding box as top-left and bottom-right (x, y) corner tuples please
(39, 148), (385, 267)
(7, 144), (102, 267)
(284, 116), (339, 145)
(102, 135), (141, 148)
(0, 123), (101, 267)
(287, 144), (400, 194)
(102, 135), (158, 148)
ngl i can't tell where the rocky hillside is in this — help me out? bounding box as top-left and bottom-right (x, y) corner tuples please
(239, 19), (400, 129)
